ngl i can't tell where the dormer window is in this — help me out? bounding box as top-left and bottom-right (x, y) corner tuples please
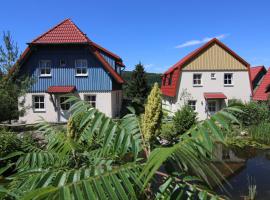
(163, 75), (167, 86)
(75, 59), (88, 76)
(168, 73), (173, 85)
(39, 60), (51, 77)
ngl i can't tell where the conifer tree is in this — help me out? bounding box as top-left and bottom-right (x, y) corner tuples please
(126, 62), (148, 106)
(141, 83), (162, 150)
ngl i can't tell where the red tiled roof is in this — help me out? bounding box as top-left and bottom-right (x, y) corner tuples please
(16, 19), (125, 84)
(250, 66), (266, 83)
(161, 38), (252, 97)
(204, 92), (227, 99)
(47, 86), (76, 93)
(31, 19), (88, 44)
(253, 68), (270, 101)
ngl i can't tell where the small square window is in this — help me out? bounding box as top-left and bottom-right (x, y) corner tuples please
(211, 73), (216, 80)
(33, 95), (45, 112)
(60, 59), (66, 67)
(84, 95), (96, 108)
(193, 74), (202, 86)
(188, 100), (196, 111)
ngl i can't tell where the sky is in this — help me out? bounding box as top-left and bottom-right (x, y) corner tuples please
(0, 0), (270, 73)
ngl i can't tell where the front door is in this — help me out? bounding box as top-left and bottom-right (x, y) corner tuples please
(207, 100), (217, 115)
(57, 96), (71, 122)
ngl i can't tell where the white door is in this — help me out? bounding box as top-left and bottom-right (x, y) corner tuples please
(207, 100), (217, 115)
(57, 96), (71, 122)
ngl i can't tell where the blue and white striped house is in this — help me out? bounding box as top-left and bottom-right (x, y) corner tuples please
(18, 19), (124, 123)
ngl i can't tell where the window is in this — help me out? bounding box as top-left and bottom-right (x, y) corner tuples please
(33, 95), (45, 112)
(163, 75), (167, 86)
(60, 97), (70, 111)
(39, 60), (51, 76)
(208, 101), (217, 113)
(188, 100), (196, 111)
(224, 73), (233, 86)
(75, 59), (88, 76)
(60, 59), (66, 67)
(211, 73), (216, 80)
(84, 95), (96, 108)
(168, 73), (173, 85)
(193, 74), (202, 86)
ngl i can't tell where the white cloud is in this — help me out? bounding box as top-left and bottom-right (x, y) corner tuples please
(175, 34), (229, 49)
(144, 63), (154, 69)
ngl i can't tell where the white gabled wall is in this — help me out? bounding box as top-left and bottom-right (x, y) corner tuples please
(163, 71), (252, 120)
(19, 91), (123, 124)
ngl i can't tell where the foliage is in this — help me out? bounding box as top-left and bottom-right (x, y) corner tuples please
(0, 32), (32, 122)
(249, 122), (270, 145)
(0, 96), (241, 199)
(228, 101), (270, 127)
(141, 83), (162, 146)
(160, 122), (176, 141)
(124, 63), (149, 112)
(173, 105), (197, 135)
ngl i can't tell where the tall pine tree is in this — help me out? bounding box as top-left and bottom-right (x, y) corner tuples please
(126, 62), (148, 106)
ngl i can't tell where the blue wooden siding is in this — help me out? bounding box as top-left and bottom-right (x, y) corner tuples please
(100, 51), (116, 68)
(21, 46), (116, 92)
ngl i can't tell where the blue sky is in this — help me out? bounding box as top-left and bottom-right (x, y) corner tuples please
(0, 0), (270, 73)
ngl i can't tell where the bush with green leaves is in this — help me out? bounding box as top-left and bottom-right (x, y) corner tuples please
(230, 101), (270, 127)
(0, 128), (20, 158)
(173, 105), (197, 135)
(0, 96), (241, 199)
(160, 122), (176, 141)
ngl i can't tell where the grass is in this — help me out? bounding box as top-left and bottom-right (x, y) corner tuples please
(249, 122), (270, 145)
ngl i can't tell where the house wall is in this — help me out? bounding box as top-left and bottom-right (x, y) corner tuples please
(19, 91), (121, 124)
(163, 71), (252, 120)
(20, 45), (121, 92)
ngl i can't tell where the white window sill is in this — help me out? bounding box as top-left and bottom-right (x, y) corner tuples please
(40, 75), (52, 78)
(193, 85), (203, 87)
(224, 84), (234, 87)
(75, 74), (88, 77)
(33, 109), (46, 113)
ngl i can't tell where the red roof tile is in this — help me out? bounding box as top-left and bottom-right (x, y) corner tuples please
(253, 68), (270, 101)
(161, 38), (252, 97)
(31, 19), (88, 44)
(47, 86), (76, 93)
(250, 66), (266, 83)
(204, 92), (227, 99)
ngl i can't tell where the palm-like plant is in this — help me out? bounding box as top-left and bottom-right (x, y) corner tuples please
(0, 96), (240, 200)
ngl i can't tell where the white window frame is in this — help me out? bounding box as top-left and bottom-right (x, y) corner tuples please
(33, 95), (45, 112)
(211, 73), (216, 80)
(59, 96), (71, 111)
(39, 60), (52, 77)
(224, 73), (233, 86)
(75, 59), (88, 76)
(193, 73), (202, 86)
(84, 95), (96, 108)
(188, 100), (196, 111)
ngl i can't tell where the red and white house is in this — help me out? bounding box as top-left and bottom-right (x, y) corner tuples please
(161, 38), (253, 120)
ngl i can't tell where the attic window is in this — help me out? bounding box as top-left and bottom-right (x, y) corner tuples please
(168, 73), (173, 85)
(163, 75), (167, 86)
(60, 59), (66, 67)
(39, 60), (51, 77)
(211, 73), (216, 80)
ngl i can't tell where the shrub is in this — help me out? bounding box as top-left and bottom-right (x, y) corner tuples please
(237, 101), (270, 126)
(249, 122), (270, 145)
(0, 128), (21, 158)
(160, 122), (176, 141)
(173, 105), (197, 135)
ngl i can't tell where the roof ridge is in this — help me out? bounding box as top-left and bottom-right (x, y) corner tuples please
(31, 18), (71, 43)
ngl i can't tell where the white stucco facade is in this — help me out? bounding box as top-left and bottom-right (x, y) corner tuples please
(19, 90), (122, 124)
(163, 71), (252, 120)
